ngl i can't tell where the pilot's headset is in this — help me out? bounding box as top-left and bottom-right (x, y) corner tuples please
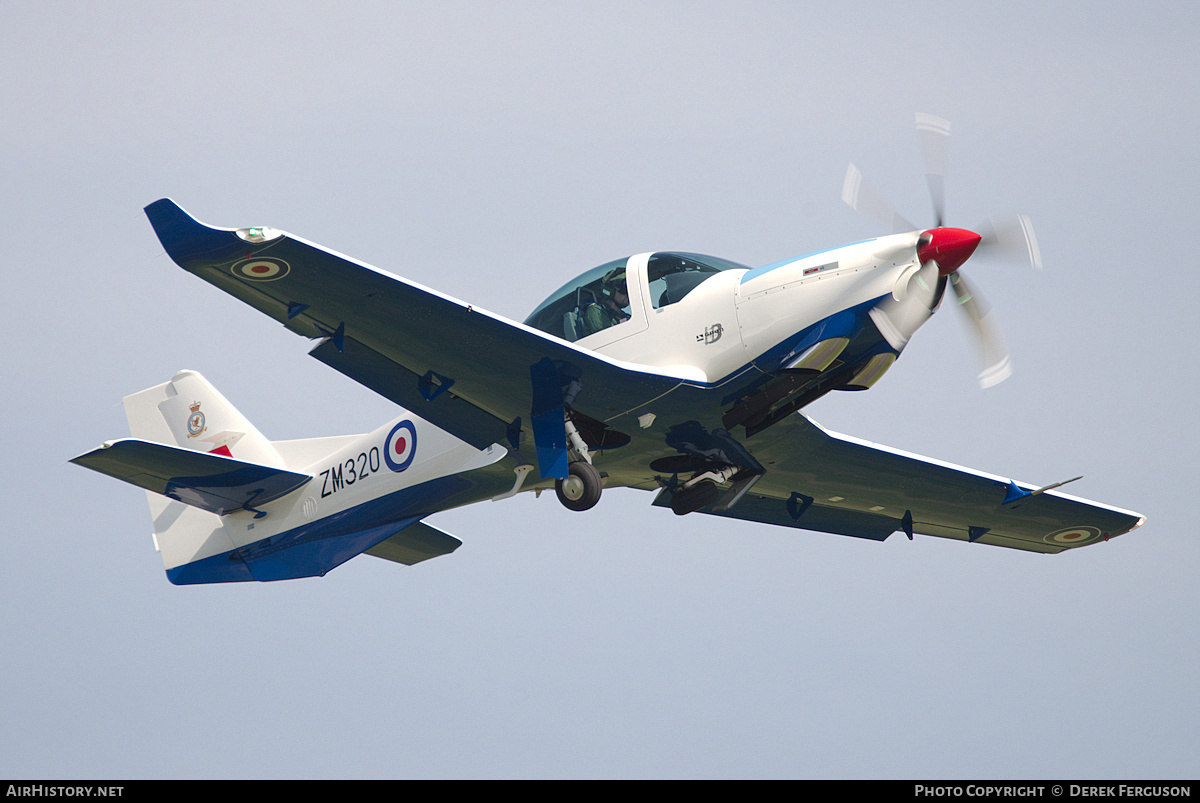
(602, 268), (627, 301)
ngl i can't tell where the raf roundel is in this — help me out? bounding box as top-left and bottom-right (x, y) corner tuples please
(1043, 526), (1103, 548)
(232, 257), (290, 281)
(384, 420), (417, 472)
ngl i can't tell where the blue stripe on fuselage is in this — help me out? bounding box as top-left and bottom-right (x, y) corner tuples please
(658, 292), (891, 407)
(166, 472), (475, 584)
(712, 294), (892, 407)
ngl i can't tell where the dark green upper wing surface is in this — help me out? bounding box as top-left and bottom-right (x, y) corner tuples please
(145, 199), (690, 464)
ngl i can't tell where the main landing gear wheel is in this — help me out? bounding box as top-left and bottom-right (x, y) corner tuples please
(555, 461), (602, 511)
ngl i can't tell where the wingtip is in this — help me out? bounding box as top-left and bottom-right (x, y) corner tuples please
(143, 198), (243, 267)
(144, 196), (182, 214)
(143, 198), (193, 233)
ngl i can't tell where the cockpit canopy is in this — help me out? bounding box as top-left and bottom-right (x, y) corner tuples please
(524, 252), (749, 342)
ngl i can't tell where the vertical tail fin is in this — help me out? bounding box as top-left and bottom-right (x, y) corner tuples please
(123, 370), (285, 467)
(118, 371), (286, 583)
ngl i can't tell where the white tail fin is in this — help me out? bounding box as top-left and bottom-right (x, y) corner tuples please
(112, 371), (289, 582)
(123, 370), (286, 467)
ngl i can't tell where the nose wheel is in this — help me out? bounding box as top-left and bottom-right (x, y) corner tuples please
(555, 460), (602, 511)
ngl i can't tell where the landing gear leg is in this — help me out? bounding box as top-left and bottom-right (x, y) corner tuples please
(555, 460), (602, 511)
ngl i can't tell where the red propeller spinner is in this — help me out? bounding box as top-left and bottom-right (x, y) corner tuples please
(917, 227), (982, 275)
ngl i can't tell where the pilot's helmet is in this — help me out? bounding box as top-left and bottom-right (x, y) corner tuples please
(602, 268), (627, 298)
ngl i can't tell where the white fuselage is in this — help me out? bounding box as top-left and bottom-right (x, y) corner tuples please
(578, 233), (922, 383)
(155, 415), (505, 572)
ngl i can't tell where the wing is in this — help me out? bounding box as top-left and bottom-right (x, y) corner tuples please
(654, 412), (1144, 553)
(144, 199), (691, 476)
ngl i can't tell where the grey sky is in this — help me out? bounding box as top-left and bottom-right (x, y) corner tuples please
(3, 1), (1197, 779)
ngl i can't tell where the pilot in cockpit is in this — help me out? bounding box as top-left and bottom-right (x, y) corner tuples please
(580, 268), (630, 337)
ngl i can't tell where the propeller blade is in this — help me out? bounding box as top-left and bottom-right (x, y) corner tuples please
(949, 272), (1012, 388)
(932, 274), (948, 312)
(915, 113), (950, 228)
(844, 116), (1031, 390)
(869, 261), (941, 351)
(977, 214), (1043, 270)
(842, 163), (916, 233)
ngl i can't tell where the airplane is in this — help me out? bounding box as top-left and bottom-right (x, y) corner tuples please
(72, 117), (1145, 584)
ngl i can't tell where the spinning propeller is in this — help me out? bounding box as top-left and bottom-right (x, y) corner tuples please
(842, 114), (1042, 388)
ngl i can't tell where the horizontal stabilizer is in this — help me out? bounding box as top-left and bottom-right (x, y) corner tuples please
(72, 438), (310, 516)
(364, 521), (463, 566)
